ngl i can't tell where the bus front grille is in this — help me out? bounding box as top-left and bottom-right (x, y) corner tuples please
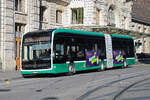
(22, 61), (51, 70)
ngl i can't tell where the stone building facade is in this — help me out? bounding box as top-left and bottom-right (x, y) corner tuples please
(0, 0), (15, 71)
(131, 0), (150, 53)
(0, 0), (150, 71)
(0, 0), (70, 71)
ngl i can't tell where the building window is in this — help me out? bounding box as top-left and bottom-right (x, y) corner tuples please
(96, 9), (100, 25)
(15, 24), (24, 38)
(107, 6), (115, 26)
(56, 10), (62, 24)
(72, 8), (84, 24)
(15, 24), (25, 57)
(144, 28), (147, 33)
(39, 6), (46, 29)
(40, 6), (46, 22)
(131, 25), (135, 30)
(15, 0), (25, 12)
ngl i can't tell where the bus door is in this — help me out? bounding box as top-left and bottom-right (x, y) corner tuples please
(53, 35), (65, 64)
(104, 34), (113, 68)
(54, 43), (66, 63)
(66, 43), (77, 63)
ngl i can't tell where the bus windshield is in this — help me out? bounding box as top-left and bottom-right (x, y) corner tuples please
(22, 31), (51, 61)
(22, 42), (51, 61)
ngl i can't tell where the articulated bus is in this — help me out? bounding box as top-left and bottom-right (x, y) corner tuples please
(21, 28), (135, 77)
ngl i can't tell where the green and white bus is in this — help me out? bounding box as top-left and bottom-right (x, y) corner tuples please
(21, 28), (135, 77)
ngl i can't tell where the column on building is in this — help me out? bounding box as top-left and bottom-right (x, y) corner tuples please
(0, 0), (1, 70)
(46, 2), (55, 28)
(0, 0), (16, 71)
(62, 6), (68, 26)
(99, 4), (107, 26)
(39, 0), (48, 29)
(115, 0), (122, 28)
(28, 0), (40, 31)
(84, 0), (96, 26)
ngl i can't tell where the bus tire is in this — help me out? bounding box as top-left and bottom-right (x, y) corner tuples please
(67, 63), (75, 75)
(22, 74), (29, 78)
(123, 60), (127, 68)
(100, 62), (105, 71)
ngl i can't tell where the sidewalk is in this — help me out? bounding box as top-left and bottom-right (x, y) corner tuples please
(0, 71), (22, 82)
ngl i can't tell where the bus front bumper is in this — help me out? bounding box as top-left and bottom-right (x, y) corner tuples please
(21, 69), (55, 75)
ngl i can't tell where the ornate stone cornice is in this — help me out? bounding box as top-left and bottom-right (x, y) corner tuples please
(46, 0), (70, 6)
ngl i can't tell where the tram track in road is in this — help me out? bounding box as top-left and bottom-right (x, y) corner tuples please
(113, 77), (150, 100)
(76, 70), (150, 100)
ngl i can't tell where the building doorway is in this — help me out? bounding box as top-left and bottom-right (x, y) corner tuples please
(15, 23), (25, 70)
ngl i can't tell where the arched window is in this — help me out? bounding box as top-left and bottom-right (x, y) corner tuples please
(72, 8), (84, 24)
(107, 5), (115, 26)
(56, 10), (62, 24)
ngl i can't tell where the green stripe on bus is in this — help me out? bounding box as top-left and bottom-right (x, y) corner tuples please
(53, 29), (105, 37)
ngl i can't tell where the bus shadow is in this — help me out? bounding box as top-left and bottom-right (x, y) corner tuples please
(23, 66), (132, 78)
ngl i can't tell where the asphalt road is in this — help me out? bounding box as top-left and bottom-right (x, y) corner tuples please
(0, 64), (150, 100)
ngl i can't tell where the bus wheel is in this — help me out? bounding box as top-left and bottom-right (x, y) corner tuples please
(100, 62), (105, 71)
(67, 63), (75, 75)
(22, 74), (29, 78)
(123, 60), (127, 68)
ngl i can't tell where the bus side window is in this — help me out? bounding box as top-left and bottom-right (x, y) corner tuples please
(76, 45), (85, 60)
(71, 45), (76, 58)
(112, 38), (134, 58)
(126, 40), (134, 57)
(66, 46), (70, 57)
